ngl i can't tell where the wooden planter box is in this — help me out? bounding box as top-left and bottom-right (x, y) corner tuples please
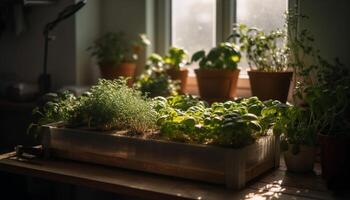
(42, 125), (280, 189)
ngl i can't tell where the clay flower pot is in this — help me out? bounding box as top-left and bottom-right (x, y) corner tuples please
(318, 133), (350, 187)
(195, 69), (240, 103)
(166, 68), (189, 94)
(99, 62), (136, 86)
(248, 70), (293, 102)
(284, 144), (316, 173)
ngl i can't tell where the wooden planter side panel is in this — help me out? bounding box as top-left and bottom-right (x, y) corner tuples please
(42, 126), (279, 189)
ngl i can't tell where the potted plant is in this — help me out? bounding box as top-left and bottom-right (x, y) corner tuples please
(274, 106), (318, 173)
(88, 32), (138, 86)
(300, 59), (350, 187)
(191, 42), (241, 103)
(163, 47), (189, 94)
(231, 24), (292, 103)
(135, 54), (179, 97)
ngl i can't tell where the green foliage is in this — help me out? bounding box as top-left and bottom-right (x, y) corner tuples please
(286, 10), (350, 136)
(297, 59), (350, 136)
(191, 42), (241, 70)
(32, 79), (157, 133)
(135, 54), (179, 97)
(163, 47), (188, 70)
(154, 96), (286, 148)
(273, 106), (319, 154)
(285, 9), (317, 77)
(230, 24), (288, 72)
(87, 32), (135, 66)
(32, 92), (81, 126)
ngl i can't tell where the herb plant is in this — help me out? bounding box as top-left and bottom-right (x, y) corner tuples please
(135, 54), (179, 97)
(87, 32), (136, 66)
(273, 106), (319, 154)
(154, 95), (286, 148)
(163, 47), (188, 70)
(230, 24), (288, 72)
(191, 42), (241, 70)
(286, 10), (350, 136)
(32, 79), (157, 133)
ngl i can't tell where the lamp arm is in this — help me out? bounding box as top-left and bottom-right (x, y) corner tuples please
(39, 0), (87, 94)
(43, 0), (87, 34)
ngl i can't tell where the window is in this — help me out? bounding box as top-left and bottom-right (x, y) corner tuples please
(169, 0), (287, 77)
(171, 0), (216, 74)
(171, 0), (216, 57)
(237, 0), (288, 75)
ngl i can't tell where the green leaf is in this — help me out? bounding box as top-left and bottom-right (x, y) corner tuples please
(191, 50), (206, 63)
(248, 121), (262, 132)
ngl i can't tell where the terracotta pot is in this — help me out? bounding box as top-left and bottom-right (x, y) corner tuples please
(167, 68), (189, 94)
(248, 70), (293, 102)
(99, 62), (136, 86)
(318, 133), (350, 187)
(284, 144), (316, 173)
(195, 69), (240, 103)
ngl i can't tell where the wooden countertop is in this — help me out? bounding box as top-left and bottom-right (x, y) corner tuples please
(0, 152), (342, 200)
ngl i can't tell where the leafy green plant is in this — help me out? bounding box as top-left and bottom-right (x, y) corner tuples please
(87, 32), (136, 66)
(191, 42), (241, 70)
(154, 95), (286, 148)
(163, 47), (188, 70)
(31, 92), (81, 127)
(230, 24), (288, 72)
(297, 60), (350, 136)
(32, 79), (157, 133)
(273, 106), (319, 154)
(286, 10), (350, 136)
(135, 54), (179, 97)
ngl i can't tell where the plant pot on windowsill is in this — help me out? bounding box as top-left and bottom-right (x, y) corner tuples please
(99, 62), (136, 87)
(191, 43), (242, 103)
(248, 70), (293, 103)
(283, 144), (316, 173)
(195, 69), (240, 103)
(166, 68), (189, 94)
(318, 133), (350, 188)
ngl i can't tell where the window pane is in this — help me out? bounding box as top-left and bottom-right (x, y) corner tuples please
(172, 0), (216, 62)
(237, 0), (287, 75)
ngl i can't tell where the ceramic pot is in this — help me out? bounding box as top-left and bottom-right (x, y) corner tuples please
(99, 62), (136, 86)
(248, 70), (293, 102)
(284, 144), (316, 173)
(167, 68), (189, 94)
(195, 69), (240, 103)
(318, 133), (350, 187)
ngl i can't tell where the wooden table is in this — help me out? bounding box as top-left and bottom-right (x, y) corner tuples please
(0, 152), (344, 200)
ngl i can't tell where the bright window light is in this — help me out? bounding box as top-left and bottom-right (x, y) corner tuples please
(171, 0), (216, 73)
(237, 0), (288, 75)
